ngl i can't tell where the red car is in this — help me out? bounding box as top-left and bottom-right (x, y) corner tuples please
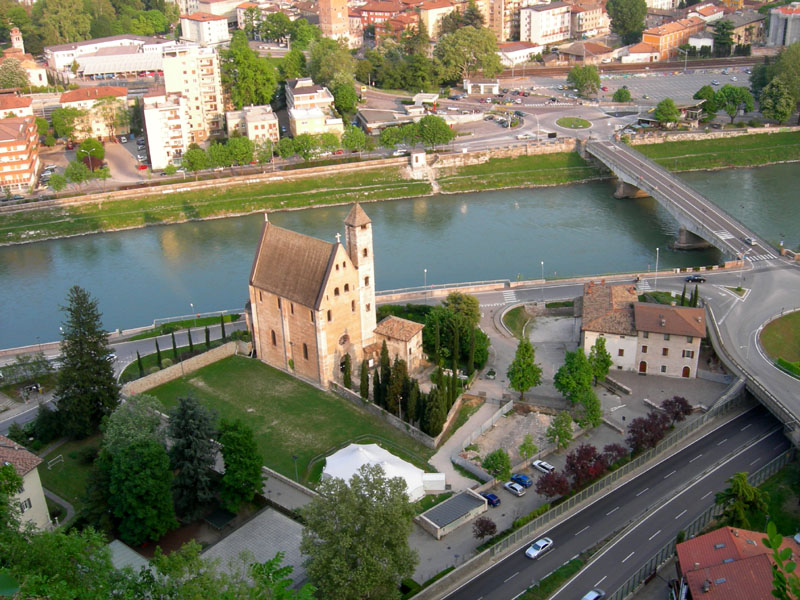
(601, 86), (609, 92)
(66, 141), (75, 150)
(137, 164), (148, 170)
(334, 149), (344, 155)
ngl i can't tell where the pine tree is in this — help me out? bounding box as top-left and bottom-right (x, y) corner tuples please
(360, 360), (369, 400)
(136, 351), (144, 378)
(187, 328), (194, 353)
(467, 329), (475, 375)
(220, 314), (226, 339)
(167, 397), (218, 521)
(155, 338), (162, 369)
(343, 354), (352, 389)
(171, 331), (178, 360)
(204, 326), (211, 350)
(54, 286), (120, 438)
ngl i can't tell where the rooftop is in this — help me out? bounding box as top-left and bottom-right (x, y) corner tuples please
(0, 434), (43, 476)
(559, 41), (613, 56)
(422, 491), (485, 528)
(726, 10), (766, 26)
(633, 303), (705, 337)
(498, 41), (540, 52)
(374, 316), (424, 342)
(628, 41), (659, 53)
(359, 0), (403, 11)
(45, 34), (165, 53)
(644, 16), (705, 36)
(419, 0), (454, 9)
(182, 11), (229, 20)
(581, 282), (638, 336)
(0, 95), (32, 110)
(60, 86), (128, 103)
(526, 2), (569, 11)
(775, 3), (800, 13)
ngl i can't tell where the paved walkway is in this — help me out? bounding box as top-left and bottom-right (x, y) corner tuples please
(42, 488), (74, 527)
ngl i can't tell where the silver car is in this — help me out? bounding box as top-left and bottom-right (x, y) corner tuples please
(504, 481), (526, 497)
(525, 537), (553, 559)
(532, 459), (556, 474)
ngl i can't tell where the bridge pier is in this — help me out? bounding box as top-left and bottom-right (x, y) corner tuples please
(614, 180), (650, 199)
(672, 227), (713, 250)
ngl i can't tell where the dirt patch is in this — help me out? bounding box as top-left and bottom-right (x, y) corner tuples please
(464, 407), (556, 465)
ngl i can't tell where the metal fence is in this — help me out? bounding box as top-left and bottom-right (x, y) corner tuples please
(461, 399), (515, 451)
(606, 449), (794, 600)
(488, 391), (750, 557)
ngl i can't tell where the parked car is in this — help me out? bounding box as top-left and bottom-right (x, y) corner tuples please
(137, 164), (148, 170)
(334, 149), (344, 155)
(601, 86), (609, 92)
(119, 135), (127, 143)
(66, 141), (75, 150)
(392, 148), (408, 157)
(511, 473), (533, 488)
(685, 274), (706, 283)
(137, 154), (147, 161)
(43, 164), (57, 171)
(136, 137), (145, 144)
(481, 493), (501, 507)
(516, 133), (533, 140)
(514, 110), (525, 117)
(532, 459), (556, 474)
(580, 590), (605, 600)
(503, 481), (526, 497)
(525, 537), (553, 559)
(711, 80), (720, 86)
(10, 194), (24, 200)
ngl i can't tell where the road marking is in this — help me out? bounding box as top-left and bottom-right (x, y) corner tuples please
(622, 552), (635, 563)
(649, 530), (662, 541)
(595, 576), (607, 586)
(741, 424), (752, 431)
(664, 470), (676, 479)
(575, 526), (590, 536)
(717, 438), (728, 446)
(689, 454), (703, 463)
(675, 509), (687, 520)
(504, 572), (519, 583)
(750, 458), (761, 466)
(636, 487), (649, 497)
(701, 491), (713, 500)
(774, 443), (785, 450)
(606, 507), (619, 516)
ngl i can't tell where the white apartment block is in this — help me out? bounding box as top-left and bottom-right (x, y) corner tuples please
(162, 45), (224, 143)
(226, 105), (279, 143)
(645, 0), (675, 10)
(570, 4), (610, 39)
(198, 0), (244, 24)
(285, 78), (335, 111)
(168, 0), (201, 16)
(180, 12), (232, 46)
(288, 107), (344, 138)
(520, 2), (571, 46)
(143, 88), (192, 170)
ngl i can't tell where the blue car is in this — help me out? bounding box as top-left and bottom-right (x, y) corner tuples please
(481, 493), (501, 507)
(511, 473), (533, 488)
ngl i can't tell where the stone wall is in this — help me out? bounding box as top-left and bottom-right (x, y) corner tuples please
(627, 125), (800, 146)
(433, 139), (579, 171)
(121, 341), (251, 395)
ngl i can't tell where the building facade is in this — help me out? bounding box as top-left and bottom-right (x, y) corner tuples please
(44, 34), (170, 71)
(197, 0), (244, 24)
(569, 4), (610, 39)
(59, 86), (130, 141)
(0, 95), (33, 119)
(497, 41), (542, 65)
(288, 107), (344, 137)
(180, 12), (232, 46)
(580, 281), (639, 372)
(285, 78), (335, 111)
(226, 104), (279, 143)
(142, 88), (191, 170)
(633, 303), (704, 378)
(0, 435), (49, 530)
(319, 0), (351, 41)
(642, 16), (705, 59)
(0, 117), (39, 192)
(520, 3), (572, 46)
(418, 0), (456, 40)
(373, 316), (425, 371)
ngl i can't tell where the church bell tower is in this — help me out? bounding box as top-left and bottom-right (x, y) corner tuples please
(344, 203), (376, 346)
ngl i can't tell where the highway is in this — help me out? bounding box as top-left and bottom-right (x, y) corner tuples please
(444, 407), (787, 600)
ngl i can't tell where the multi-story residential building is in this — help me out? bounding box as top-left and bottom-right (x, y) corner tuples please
(689, 3), (725, 23)
(727, 10), (766, 45)
(286, 78), (335, 111)
(570, 3), (610, 39)
(520, 2), (571, 46)
(0, 117), (39, 193)
(644, 0), (675, 10)
(357, 1), (404, 27)
(226, 105), (279, 143)
(0, 95), (33, 119)
(375, 12), (419, 41)
(44, 34), (171, 71)
(0, 435), (49, 530)
(180, 12), (232, 46)
(142, 88), (191, 170)
(633, 303), (704, 378)
(162, 45), (224, 142)
(419, 0), (456, 40)
(236, 2), (260, 30)
(580, 281), (639, 372)
(197, 0), (244, 24)
(168, 0), (201, 17)
(59, 86), (130, 141)
(768, 2), (800, 46)
(488, 0), (525, 42)
(641, 16), (705, 59)
(320, 0), (351, 41)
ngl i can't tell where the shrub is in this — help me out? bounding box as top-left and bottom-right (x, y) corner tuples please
(161, 358), (173, 368)
(229, 330), (251, 342)
(77, 445), (99, 465)
(7, 422), (26, 445)
(512, 503), (551, 529)
(147, 366), (161, 374)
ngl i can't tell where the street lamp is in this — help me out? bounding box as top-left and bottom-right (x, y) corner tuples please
(424, 268), (428, 302)
(540, 261), (545, 303)
(739, 249), (752, 287)
(190, 302), (196, 328)
(654, 247), (660, 290)
(534, 113), (540, 141)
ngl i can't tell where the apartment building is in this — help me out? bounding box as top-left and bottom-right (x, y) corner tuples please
(226, 104), (279, 143)
(59, 86), (130, 141)
(689, 3), (725, 23)
(520, 2), (571, 46)
(168, 0), (201, 17)
(180, 12), (232, 46)
(645, 0), (675, 10)
(487, 0), (525, 42)
(0, 95), (33, 119)
(0, 117), (39, 193)
(768, 3), (800, 46)
(289, 107), (345, 137)
(162, 45), (224, 143)
(0, 435), (49, 530)
(641, 16), (705, 59)
(357, 1), (404, 27)
(197, 0), (244, 24)
(418, 0), (456, 40)
(634, 303), (704, 378)
(142, 88), (191, 170)
(570, 3), (610, 39)
(286, 78), (335, 111)
(728, 11), (766, 45)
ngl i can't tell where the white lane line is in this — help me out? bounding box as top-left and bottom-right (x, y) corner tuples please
(664, 470), (676, 479)
(607, 507), (619, 516)
(649, 530), (662, 541)
(741, 424), (752, 431)
(717, 438), (728, 446)
(622, 552), (635, 563)
(750, 458), (761, 466)
(675, 509), (687, 520)
(701, 491), (713, 500)
(595, 576), (607, 587)
(504, 572), (519, 583)
(575, 526), (590, 536)
(636, 487), (649, 497)
(774, 443), (785, 450)
(689, 454), (703, 463)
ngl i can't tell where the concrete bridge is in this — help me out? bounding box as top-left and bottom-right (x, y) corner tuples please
(585, 139), (778, 261)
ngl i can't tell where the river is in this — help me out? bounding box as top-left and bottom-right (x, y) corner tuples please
(1, 163), (797, 349)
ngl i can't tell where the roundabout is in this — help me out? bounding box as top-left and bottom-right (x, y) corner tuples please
(555, 117), (592, 130)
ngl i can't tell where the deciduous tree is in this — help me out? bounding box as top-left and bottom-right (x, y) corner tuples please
(65, 159), (91, 185)
(760, 76), (795, 123)
(308, 37), (354, 87)
(546, 411), (573, 450)
(507, 338), (543, 401)
(219, 419), (264, 512)
(565, 443), (607, 489)
(602, 443), (628, 465)
(221, 31), (278, 109)
(612, 87), (632, 102)
(182, 147), (208, 178)
(472, 516), (497, 540)
(417, 114), (455, 149)
(626, 410), (670, 453)
(588, 337), (612, 384)
(660, 396), (692, 424)
(342, 125), (366, 152)
(715, 471), (768, 529)
(227, 136), (255, 165)
(567, 65), (601, 97)
(482, 448), (512, 480)
(434, 26), (502, 82)
(0, 58), (29, 89)
(51, 107), (87, 140)
(518, 433), (537, 461)
(554, 349), (593, 403)
(332, 80), (358, 115)
(715, 84), (755, 122)
(694, 84), (719, 116)
(442, 291), (481, 328)
(535, 469), (570, 498)
(654, 97), (681, 125)
(93, 96), (129, 140)
(606, 0), (647, 44)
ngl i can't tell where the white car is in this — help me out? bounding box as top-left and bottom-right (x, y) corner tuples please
(525, 537), (553, 559)
(504, 481), (526, 497)
(119, 135), (127, 143)
(581, 590), (605, 600)
(136, 154), (147, 161)
(516, 133), (533, 140)
(532, 459), (556, 474)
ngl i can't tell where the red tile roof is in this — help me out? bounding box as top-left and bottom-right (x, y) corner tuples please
(633, 303), (705, 338)
(0, 434), (43, 476)
(776, 4), (800, 12)
(629, 41), (659, 53)
(375, 316), (424, 342)
(581, 282), (638, 335)
(0, 95), (32, 110)
(182, 10), (228, 20)
(60, 86), (128, 104)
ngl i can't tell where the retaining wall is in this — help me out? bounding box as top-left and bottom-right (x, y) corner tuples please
(628, 125), (800, 146)
(433, 139), (579, 171)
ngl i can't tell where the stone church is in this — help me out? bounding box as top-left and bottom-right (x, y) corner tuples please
(248, 203), (423, 388)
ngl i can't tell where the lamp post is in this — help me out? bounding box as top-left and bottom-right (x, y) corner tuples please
(540, 261), (545, 303)
(534, 113), (540, 141)
(654, 247), (660, 290)
(190, 302), (196, 328)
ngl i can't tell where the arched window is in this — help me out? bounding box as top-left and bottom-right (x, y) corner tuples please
(364, 276), (370, 286)
(271, 330), (276, 346)
(362, 248), (368, 257)
(303, 343), (308, 360)
(334, 287), (340, 296)
(336, 264), (340, 271)
(344, 284), (349, 292)
(351, 300), (355, 312)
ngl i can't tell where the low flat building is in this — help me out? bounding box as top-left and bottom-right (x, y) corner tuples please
(44, 34), (172, 71)
(356, 109), (416, 133)
(226, 104), (279, 144)
(621, 41), (660, 62)
(288, 107), (344, 138)
(688, 30), (714, 51)
(558, 41), (613, 64)
(143, 87), (191, 170)
(372, 316), (424, 371)
(59, 86), (130, 141)
(497, 41), (543, 66)
(0, 434), (49, 530)
(416, 490), (486, 539)
(463, 78), (500, 95)
(285, 77), (335, 112)
(689, 3), (725, 23)
(180, 12), (232, 46)
(0, 95), (33, 119)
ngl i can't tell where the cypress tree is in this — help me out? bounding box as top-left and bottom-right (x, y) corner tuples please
(155, 338), (162, 369)
(360, 360), (369, 400)
(434, 319), (440, 360)
(220, 314), (226, 340)
(379, 340), (391, 402)
(204, 326), (211, 350)
(407, 380), (420, 425)
(424, 387), (446, 436)
(452, 321), (460, 374)
(372, 369), (382, 407)
(343, 354), (352, 389)
(692, 284), (699, 307)
(136, 351), (144, 378)
(467, 329), (475, 375)
(171, 331), (178, 360)
(680, 284), (687, 306)
(187, 328), (194, 353)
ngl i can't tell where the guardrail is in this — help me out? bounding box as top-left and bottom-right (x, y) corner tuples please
(376, 279), (510, 296)
(152, 308), (243, 327)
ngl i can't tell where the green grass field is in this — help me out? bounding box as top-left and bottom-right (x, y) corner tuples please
(502, 306), (530, 339)
(0, 168), (431, 244)
(760, 311), (800, 363)
(746, 461), (800, 535)
(636, 131), (800, 171)
(146, 355), (434, 481)
(438, 152), (602, 193)
(556, 117), (591, 129)
(128, 314), (241, 341)
(38, 434), (102, 521)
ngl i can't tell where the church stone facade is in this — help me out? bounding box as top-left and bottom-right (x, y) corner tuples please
(248, 204), (382, 388)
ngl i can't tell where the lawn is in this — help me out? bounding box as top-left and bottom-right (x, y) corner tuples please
(760, 311), (800, 363)
(146, 355), (434, 481)
(636, 131), (800, 172)
(556, 117), (591, 129)
(438, 152), (603, 193)
(503, 306), (530, 339)
(441, 396), (485, 445)
(38, 434), (102, 521)
(746, 460), (800, 535)
(128, 313), (241, 341)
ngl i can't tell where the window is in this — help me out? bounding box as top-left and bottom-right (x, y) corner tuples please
(271, 330), (276, 346)
(259, 291), (262, 302)
(662, 348), (669, 356)
(641, 345), (648, 353)
(277, 298), (281, 309)
(19, 498), (31, 512)
(361, 224), (367, 230)
(366, 303), (371, 312)
(343, 262), (347, 268)
(310, 311), (314, 322)
(303, 343), (308, 360)
(683, 350), (695, 359)
(290, 303), (294, 314)
(334, 287), (340, 296)
(660, 365), (667, 373)
(642, 331), (649, 339)
(617, 349), (624, 357)
(351, 300), (356, 312)
(344, 284), (349, 292)
(336, 264), (339, 271)
(362, 248), (368, 257)
(364, 276), (370, 286)
(620, 335), (626, 339)
(687, 336), (694, 343)
(327, 310), (332, 322)
(664, 334), (670, 341)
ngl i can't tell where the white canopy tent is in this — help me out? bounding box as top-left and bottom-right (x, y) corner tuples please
(322, 443), (426, 502)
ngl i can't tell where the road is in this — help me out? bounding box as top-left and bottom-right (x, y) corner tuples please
(444, 407), (787, 600)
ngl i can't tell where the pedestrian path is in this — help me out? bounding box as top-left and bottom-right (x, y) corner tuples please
(746, 252), (777, 262)
(636, 279), (652, 292)
(42, 488), (74, 527)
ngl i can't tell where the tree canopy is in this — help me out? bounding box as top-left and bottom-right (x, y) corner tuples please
(219, 419), (264, 513)
(221, 31), (278, 109)
(654, 97), (681, 124)
(606, 0), (647, 44)
(507, 338), (543, 401)
(715, 84), (754, 122)
(760, 76), (795, 123)
(434, 26), (502, 83)
(567, 65), (601, 97)
(715, 472), (768, 529)
(0, 58), (29, 88)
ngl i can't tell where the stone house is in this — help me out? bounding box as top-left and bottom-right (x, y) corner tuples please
(580, 281), (639, 372)
(248, 204), (423, 388)
(633, 303), (704, 378)
(0, 434), (49, 530)
(371, 316), (425, 371)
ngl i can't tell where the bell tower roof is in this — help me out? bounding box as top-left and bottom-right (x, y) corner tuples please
(344, 203), (371, 227)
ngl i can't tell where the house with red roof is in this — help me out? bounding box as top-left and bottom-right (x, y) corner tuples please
(0, 434), (49, 530)
(59, 86), (130, 141)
